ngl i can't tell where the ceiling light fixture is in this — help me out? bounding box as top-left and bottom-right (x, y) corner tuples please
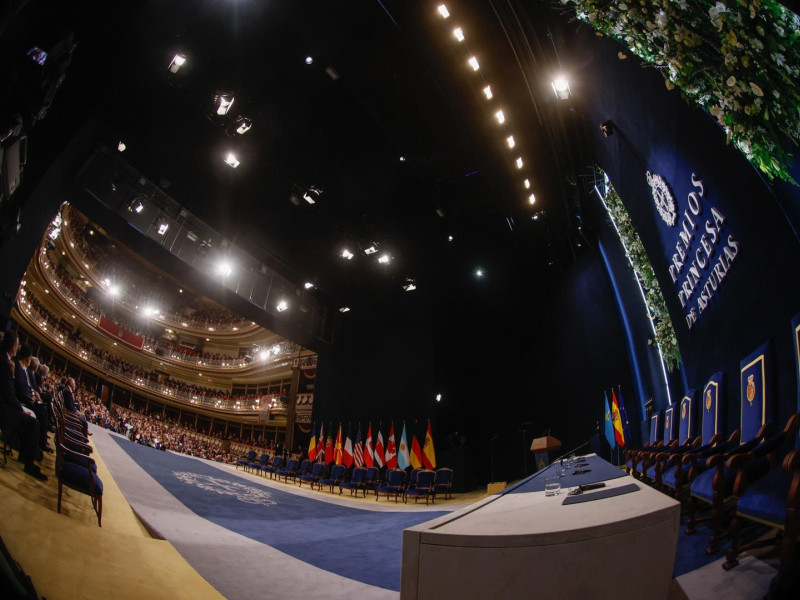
(506, 135), (515, 149)
(218, 262), (232, 277)
(528, 193), (536, 205)
(364, 244), (378, 255)
(468, 56), (479, 71)
(453, 27), (464, 42)
(438, 5), (450, 18)
(127, 198), (144, 213)
(304, 282), (314, 289)
(483, 85), (493, 100)
(276, 300), (288, 312)
(117, 141), (126, 152)
(168, 53), (186, 73)
(495, 110), (505, 124)
(476, 268), (484, 278)
(516, 157), (524, 169)
(225, 152), (240, 168)
(403, 278), (417, 292)
(524, 179), (531, 189)
(436, 394), (442, 402)
(156, 219), (169, 235)
(341, 249), (354, 260)
(305, 56), (314, 65)
(551, 76), (571, 100)
(214, 92), (235, 115)
(378, 254), (390, 264)
(339, 306), (351, 313)
(234, 117), (252, 135)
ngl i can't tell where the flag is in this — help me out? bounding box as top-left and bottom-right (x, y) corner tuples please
(343, 426), (354, 468)
(397, 423), (410, 469)
(422, 421), (436, 469)
(611, 391), (625, 447)
(317, 423), (326, 462)
(324, 426), (334, 463)
(364, 424), (374, 467)
(334, 423), (344, 465)
(410, 434), (423, 469)
(308, 423), (317, 461)
(353, 426), (364, 468)
(385, 423), (398, 468)
(375, 427), (385, 468)
(604, 393), (616, 449)
(618, 387), (633, 446)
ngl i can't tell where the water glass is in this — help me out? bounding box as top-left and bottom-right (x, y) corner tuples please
(544, 477), (560, 496)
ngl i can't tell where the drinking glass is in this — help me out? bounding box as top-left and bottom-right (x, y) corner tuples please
(545, 477), (560, 496)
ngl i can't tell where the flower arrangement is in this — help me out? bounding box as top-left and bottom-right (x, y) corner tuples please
(562, 0), (800, 183)
(602, 178), (682, 371)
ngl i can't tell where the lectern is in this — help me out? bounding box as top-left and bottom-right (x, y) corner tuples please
(530, 435), (561, 471)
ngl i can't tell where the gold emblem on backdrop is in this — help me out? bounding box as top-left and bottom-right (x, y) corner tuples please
(746, 374), (756, 406)
(706, 390), (712, 412)
(681, 403), (687, 420)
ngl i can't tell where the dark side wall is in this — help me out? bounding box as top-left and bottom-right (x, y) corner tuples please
(563, 18), (800, 436)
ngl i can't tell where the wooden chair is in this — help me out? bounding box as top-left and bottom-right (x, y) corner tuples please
(433, 467), (454, 500)
(340, 466), (368, 496)
(376, 468), (406, 502)
(405, 469), (436, 504)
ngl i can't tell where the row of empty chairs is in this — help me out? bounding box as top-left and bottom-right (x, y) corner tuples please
(235, 451), (453, 504)
(624, 333), (800, 596)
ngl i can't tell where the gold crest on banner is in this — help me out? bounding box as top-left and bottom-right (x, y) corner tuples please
(706, 389), (712, 412)
(746, 374), (756, 406)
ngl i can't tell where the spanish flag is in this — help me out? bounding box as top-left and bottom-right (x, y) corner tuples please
(612, 391), (626, 447)
(334, 423), (344, 465)
(308, 423), (317, 461)
(422, 421), (437, 469)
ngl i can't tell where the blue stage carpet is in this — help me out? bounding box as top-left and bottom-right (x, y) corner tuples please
(110, 437), (448, 591)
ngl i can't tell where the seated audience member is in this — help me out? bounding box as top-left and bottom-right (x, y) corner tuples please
(14, 343), (52, 452)
(0, 331), (47, 480)
(62, 377), (89, 435)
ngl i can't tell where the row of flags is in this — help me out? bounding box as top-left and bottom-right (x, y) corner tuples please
(307, 422), (437, 470)
(603, 388), (631, 449)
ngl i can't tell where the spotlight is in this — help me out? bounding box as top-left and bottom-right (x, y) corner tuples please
(155, 218), (169, 235)
(341, 249), (354, 260)
(339, 306), (351, 313)
(305, 56), (314, 65)
(168, 53), (186, 73)
(516, 157), (523, 169)
(260, 350), (268, 360)
(276, 300), (288, 312)
(214, 92), (235, 115)
(217, 262), (232, 277)
(109, 285), (120, 297)
(468, 57), (479, 71)
(364, 243), (378, 255)
(127, 198), (144, 213)
(475, 268), (484, 278)
(447, 235), (454, 241)
(528, 193), (536, 205)
(453, 27), (464, 42)
(225, 152), (240, 168)
(403, 278), (417, 292)
(302, 185), (323, 204)
(436, 393), (442, 402)
(551, 76), (571, 100)
(117, 141), (127, 152)
(495, 110), (505, 124)
(524, 179), (531, 189)
(438, 4), (450, 18)
(304, 282), (314, 289)
(234, 117), (253, 135)
(378, 254), (390, 264)
(483, 85), (493, 100)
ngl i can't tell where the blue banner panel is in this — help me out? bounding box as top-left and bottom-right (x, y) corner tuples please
(649, 412), (662, 445)
(793, 311), (800, 413)
(740, 341), (774, 443)
(664, 405), (677, 443)
(679, 389), (697, 445)
(702, 372), (725, 444)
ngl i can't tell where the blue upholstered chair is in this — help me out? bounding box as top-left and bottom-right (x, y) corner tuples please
(433, 467), (454, 500)
(625, 411), (662, 478)
(687, 343), (777, 554)
(655, 389), (701, 494)
(376, 468), (406, 502)
(237, 450), (256, 471)
(364, 466), (380, 492)
(53, 410), (102, 526)
(275, 458), (299, 482)
(296, 459), (311, 479)
(722, 413), (799, 577)
(640, 405), (679, 483)
(319, 464), (347, 493)
(251, 452), (269, 474)
(298, 462), (325, 489)
(263, 455), (284, 479)
(340, 466), (368, 496)
(405, 469), (436, 504)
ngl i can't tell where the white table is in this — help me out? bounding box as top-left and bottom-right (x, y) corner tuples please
(401, 456), (680, 599)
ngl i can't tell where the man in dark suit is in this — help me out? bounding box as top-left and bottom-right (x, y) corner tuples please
(62, 376), (88, 435)
(14, 343), (51, 452)
(0, 331), (47, 480)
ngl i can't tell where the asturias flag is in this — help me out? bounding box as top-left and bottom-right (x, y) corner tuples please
(364, 424), (375, 468)
(604, 393), (616, 450)
(410, 434), (423, 469)
(334, 424), (344, 465)
(397, 423), (410, 469)
(375, 427), (385, 468)
(611, 391), (625, 447)
(422, 421), (436, 469)
(307, 423), (317, 461)
(385, 423), (398, 468)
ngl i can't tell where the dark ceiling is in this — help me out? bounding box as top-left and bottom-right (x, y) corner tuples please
(3, 0), (592, 318)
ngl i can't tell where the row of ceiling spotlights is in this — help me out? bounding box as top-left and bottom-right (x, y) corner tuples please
(438, 4), (572, 207)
